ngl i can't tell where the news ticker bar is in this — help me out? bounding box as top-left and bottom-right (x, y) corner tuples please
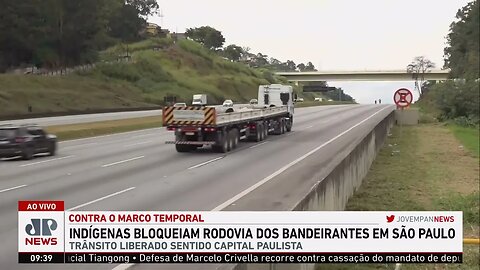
(19, 252), (463, 264)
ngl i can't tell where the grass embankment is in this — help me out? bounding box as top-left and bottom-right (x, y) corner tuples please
(317, 124), (479, 270)
(449, 125), (479, 157)
(0, 74), (153, 116)
(0, 38), (295, 117)
(45, 116), (163, 141)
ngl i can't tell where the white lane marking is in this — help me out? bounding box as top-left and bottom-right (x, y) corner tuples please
(19, 155), (75, 167)
(62, 142), (98, 149)
(187, 156), (224, 170)
(68, 187), (136, 211)
(101, 156), (145, 168)
(212, 106), (392, 211)
(304, 125), (314, 129)
(123, 141), (152, 147)
(0, 184), (27, 193)
(249, 141), (269, 149)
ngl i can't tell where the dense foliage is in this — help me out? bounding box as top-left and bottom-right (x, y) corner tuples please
(185, 26), (225, 51)
(0, 0), (159, 71)
(423, 0), (479, 125)
(444, 1), (479, 79)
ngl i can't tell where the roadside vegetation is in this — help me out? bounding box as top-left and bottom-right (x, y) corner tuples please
(317, 124), (479, 270)
(45, 116), (163, 141)
(415, 0), (478, 127)
(0, 38), (279, 117)
(0, 2), (349, 119)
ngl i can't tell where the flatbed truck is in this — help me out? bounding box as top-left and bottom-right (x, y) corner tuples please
(162, 84), (294, 153)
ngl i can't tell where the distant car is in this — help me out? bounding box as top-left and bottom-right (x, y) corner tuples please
(314, 97), (323, 102)
(222, 100), (234, 107)
(249, 99), (258, 105)
(295, 98), (304, 102)
(173, 102), (187, 107)
(0, 124), (57, 160)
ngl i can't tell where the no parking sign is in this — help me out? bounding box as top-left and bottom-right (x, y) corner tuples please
(394, 88), (413, 108)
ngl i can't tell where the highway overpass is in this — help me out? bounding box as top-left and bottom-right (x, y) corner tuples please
(276, 69), (450, 81)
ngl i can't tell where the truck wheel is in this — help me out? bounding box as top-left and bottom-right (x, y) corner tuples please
(260, 125), (266, 141)
(231, 129), (239, 149)
(273, 119), (283, 135)
(214, 132), (229, 153)
(255, 125), (263, 142)
(286, 119), (292, 132)
(280, 119), (285, 134)
(227, 130), (234, 151)
(263, 123), (269, 138)
(176, 144), (192, 152)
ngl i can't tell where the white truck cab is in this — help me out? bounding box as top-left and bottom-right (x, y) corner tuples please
(257, 84), (294, 115)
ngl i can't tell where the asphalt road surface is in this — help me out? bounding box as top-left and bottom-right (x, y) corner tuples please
(0, 104), (395, 270)
(0, 109), (163, 127)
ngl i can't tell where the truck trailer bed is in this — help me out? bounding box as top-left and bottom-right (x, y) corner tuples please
(162, 106), (288, 127)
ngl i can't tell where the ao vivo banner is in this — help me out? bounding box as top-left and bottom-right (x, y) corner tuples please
(18, 201), (463, 264)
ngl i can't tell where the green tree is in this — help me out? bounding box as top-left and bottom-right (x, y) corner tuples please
(444, 0), (479, 79)
(305, 61), (317, 71)
(297, 63), (306, 71)
(252, 53), (268, 67)
(223, 44), (243, 61)
(422, 1), (479, 125)
(109, 4), (146, 42)
(406, 56), (436, 96)
(240, 46), (253, 61)
(185, 26), (225, 50)
(432, 80), (479, 123)
(0, 0), (152, 70)
(126, 0), (159, 17)
(285, 60), (296, 71)
(0, 0), (45, 70)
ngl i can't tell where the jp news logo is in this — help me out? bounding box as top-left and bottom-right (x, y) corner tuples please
(25, 219), (58, 236)
(24, 219), (58, 245)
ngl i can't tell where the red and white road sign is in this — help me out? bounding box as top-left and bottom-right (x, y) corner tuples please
(394, 88), (413, 108)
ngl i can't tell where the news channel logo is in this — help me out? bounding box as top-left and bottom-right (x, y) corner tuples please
(25, 218), (58, 236)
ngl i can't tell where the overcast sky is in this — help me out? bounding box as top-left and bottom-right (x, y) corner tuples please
(149, 0), (471, 104)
